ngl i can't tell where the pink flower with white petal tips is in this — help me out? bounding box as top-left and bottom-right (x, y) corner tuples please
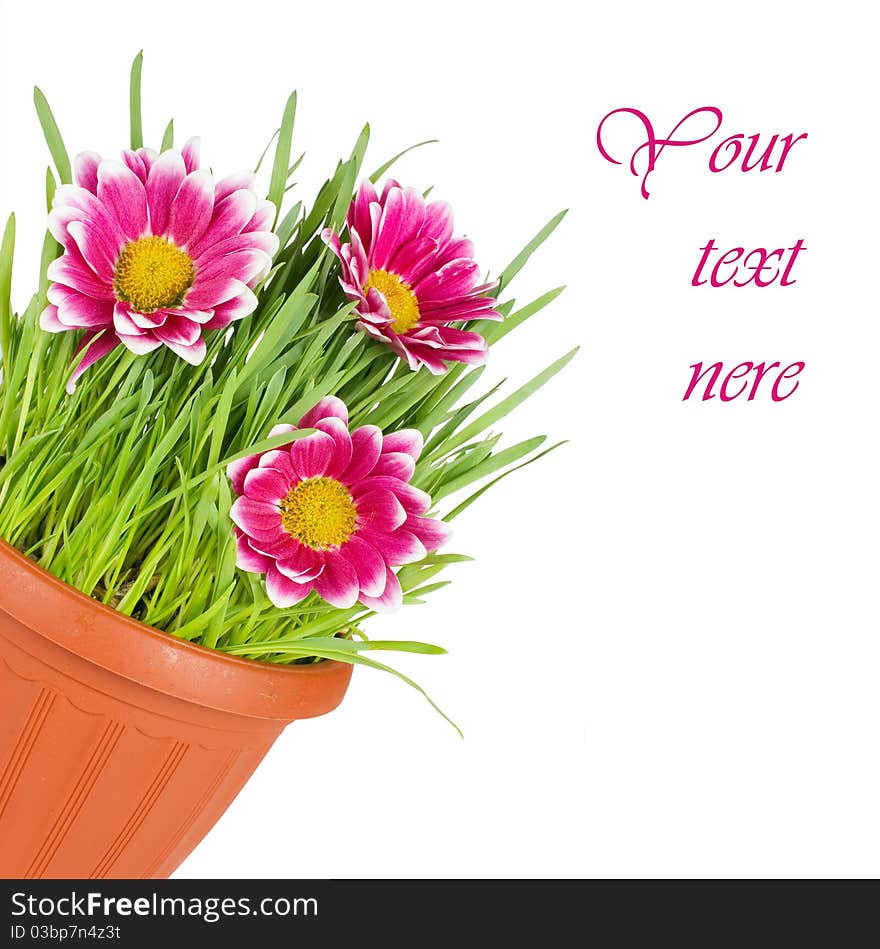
(322, 179), (501, 374)
(40, 137), (278, 390)
(228, 397), (450, 611)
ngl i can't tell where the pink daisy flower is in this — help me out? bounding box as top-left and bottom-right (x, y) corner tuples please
(228, 396), (450, 611)
(40, 137), (279, 390)
(322, 179), (501, 374)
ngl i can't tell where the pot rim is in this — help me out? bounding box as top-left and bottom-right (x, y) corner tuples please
(0, 538), (352, 722)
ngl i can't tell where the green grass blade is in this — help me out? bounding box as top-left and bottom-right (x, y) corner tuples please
(446, 440), (568, 520)
(436, 348), (578, 458)
(433, 435), (547, 501)
(39, 228), (61, 303)
(369, 139), (438, 183)
(222, 643), (462, 736)
(0, 214), (14, 368)
(33, 87), (72, 184)
(254, 128), (279, 174)
(275, 201), (302, 249)
(129, 51), (144, 150)
(498, 210), (567, 293)
(482, 286), (566, 345)
(160, 119), (174, 151)
(44, 168), (57, 213)
(268, 91), (297, 221)
(208, 368), (237, 467)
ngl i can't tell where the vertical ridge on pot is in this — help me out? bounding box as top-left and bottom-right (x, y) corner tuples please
(89, 739), (189, 879)
(24, 720), (126, 879)
(0, 683), (57, 825)
(139, 748), (241, 880)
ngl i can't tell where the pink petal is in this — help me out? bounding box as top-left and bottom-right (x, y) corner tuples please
(50, 185), (126, 254)
(417, 342), (486, 367)
(191, 189), (259, 259)
(66, 330), (120, 393)
(153, 315), (202, 347)
(358, 568), (402, 613)
(266, 565), (313, 608)
(353, 475), (431, 515)
(227, 453), (261, 495)
(146, 149), (186, 236)
(389, 338), (449, 374)
(117, 333), (163, 356)
(382, 428), (424, 462)
(359, 526), (426, 566)
(420, 296), (500, 322)
(250, 531), (299, 560)
(312, 551), (359, 608)
(112, 303), (144, 337)
(344, 229), (370, 288)
(242, 199), (276, 234)
(342, 425), (383, 484)
(244, 466), (290, 503)
(47, 250), (115, 300)
(162, 335), (206, 365)
(435, 236), (475, 268)
(298, 396), (349, 429)
(166, 307), (214, 325)
(187, 276), (250, 310)
(236, 533), (273, 574)
(201, 289), (257, 329)
(322, 227), (342, 258)
(97, 160), (148, 241)
(371, 451), (415, 481)
(379, 178), (402, 204)
(39, 304), (66, 333)
(121, 149), (148, 184)
(113, 303), (152, 339)
(371, 187), (427, 271)
(181, 137), (201, 174)
(48, 285), (114, 328)
(362, 286), (392, 322)
(418, 325), (489, 354)
(276, 545), (324, 583)
(196, 248), (271, 287)
(258, 449), (296, 483)
(413, 258), (480, 302)
(74, 151), (101, 194)
(135, 148), (158, 177)
(314, 417), (353, 479)
(342, 534), (387, 597)
(347, 179), (379, 248)
(231, 496), (281, 533)
(355, 489), (407, 532)
(167, 171), (214, 249)
(195, 228), (279, 264)
(405, 514), (451, 553)
(269, 423), (297, 438)
(127, 309), (169, 330)
(215, 171), (258, 203)
(387, 236), (440, 286)
(422, 199), (455, 245)
(290, 430), (337, 480)
(66, 221), (123, 283)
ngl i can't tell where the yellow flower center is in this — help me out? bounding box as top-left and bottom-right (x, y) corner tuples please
(365, 268), (420, 334)
(113, 236), (195, 312)
(280, 476), (358, 549)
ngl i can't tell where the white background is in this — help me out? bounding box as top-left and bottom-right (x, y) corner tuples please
(1, 0), (877, 877)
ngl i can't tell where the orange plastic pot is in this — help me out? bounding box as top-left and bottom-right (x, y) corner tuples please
(0, 539), (352, 879)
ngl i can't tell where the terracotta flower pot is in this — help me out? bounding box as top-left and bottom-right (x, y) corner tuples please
(0, 539), (352, 879)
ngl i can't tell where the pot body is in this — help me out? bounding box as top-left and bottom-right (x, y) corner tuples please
(0, 541), (352, 879)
